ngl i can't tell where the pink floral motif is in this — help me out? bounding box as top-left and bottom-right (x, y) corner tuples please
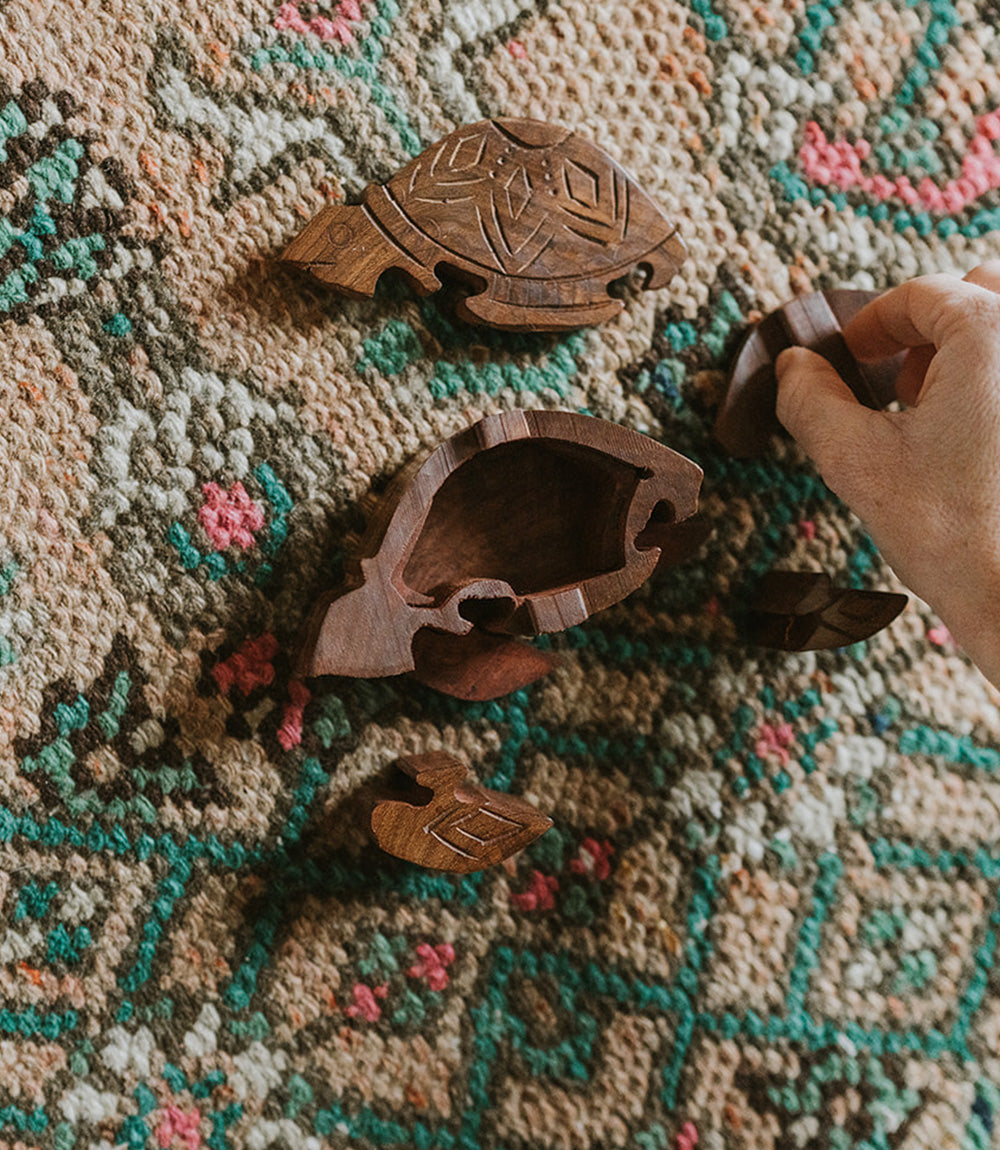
(507, 39), (527, 59)
(798, 520), (816, 541)
(278, 679), (311, 750)
(510, 870), (559, 912)
(156, 1106), (202, 1150)
(927, 624), (953, 646)
(755, 721), (795, 765)
(676, 1120), (699, 1150)
(344, 982), (388, 1022)
(408, 942), (456, 991)
(213, 633), (279, 696)
(570, 837), (614, 881)
(198, 482), (264, 551)
(275, 0), (365, 44)
(799, 111), (1000, 213)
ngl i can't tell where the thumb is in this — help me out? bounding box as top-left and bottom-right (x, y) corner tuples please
(775, 346), (896, 500)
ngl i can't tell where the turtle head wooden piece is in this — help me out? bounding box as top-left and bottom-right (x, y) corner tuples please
(371, 752), (553, 872)
(281, 118), (686, 332)
(281, 202), (405, 299)
(299, 410), (705, 699)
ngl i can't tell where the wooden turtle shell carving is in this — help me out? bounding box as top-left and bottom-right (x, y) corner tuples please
(281, 118), (686, 331)
(299, 410), (705, 699)
(371, 753), (553, 873)
(715, 290), (906, 457)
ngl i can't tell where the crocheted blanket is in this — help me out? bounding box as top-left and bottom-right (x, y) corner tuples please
(3, 0), (1000, 1146)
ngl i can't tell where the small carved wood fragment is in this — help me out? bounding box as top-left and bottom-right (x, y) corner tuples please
(299, 409), (704, 699)
(281, 118), (685, 331)
(716, 290), (906, 457)
(750, 570), (907, 651)
(371, 753), (553, 872)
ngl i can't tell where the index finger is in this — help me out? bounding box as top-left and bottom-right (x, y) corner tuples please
(844, 274), (1000, 360)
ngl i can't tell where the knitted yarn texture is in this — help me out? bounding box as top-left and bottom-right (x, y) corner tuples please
(2, 1), (1000, 1147)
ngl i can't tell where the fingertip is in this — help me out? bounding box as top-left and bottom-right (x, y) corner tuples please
(777, 345), (818, 381)
(964, 261), (1000, 294)
(775, 347), (794, 381)
(846, 273), (998, 357)
(773, 347), (838, 437)
(968, 259), (1000, 277)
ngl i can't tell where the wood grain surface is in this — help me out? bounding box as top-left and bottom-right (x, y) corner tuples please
(299, 410), (704, 697)
(371, 753), (553, 872)
(281, 118), (686, 331)
(715, 289), (906, 457)
(750, 570), (908, 651)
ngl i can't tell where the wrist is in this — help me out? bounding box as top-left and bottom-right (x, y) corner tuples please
(925, 546), (1000, 689)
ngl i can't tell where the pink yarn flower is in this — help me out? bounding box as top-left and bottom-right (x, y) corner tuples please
(156, 1106), (201, 1150)
(408, 943), (456, 991)
(676, 1120), (698, 1150)
(754, 721), (795, 765)
(198, 481), (264, 551)
(344, 982), (388, 1022)
(510, 870), (559, 912)
(570, 837), (614, 881)
(212, 633), (279, 695)
(278, 679), (311, 750)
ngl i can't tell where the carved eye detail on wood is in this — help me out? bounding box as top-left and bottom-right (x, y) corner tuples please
(281, 117), (686, 331)
(297, 409), (707, 700)
(715, 290), (906, 457)
(371, 753), (553, 873)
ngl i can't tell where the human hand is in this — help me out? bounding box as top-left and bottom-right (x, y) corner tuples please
(775, 263), (1000, 688)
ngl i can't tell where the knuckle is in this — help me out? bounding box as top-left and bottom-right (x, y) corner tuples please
(900, 273), (1000, 343)
(940, 290), (1000, 341)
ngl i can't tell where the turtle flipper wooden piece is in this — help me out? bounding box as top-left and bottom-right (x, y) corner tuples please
(371, 753), (553, 872)
(636, 511), (714, 575)
(456, 279), (624, 331)
(281, 118), (685, 332)
(716, 290), (906, 457)
(750, 570), (907, 651)
(299, 410), (703, 698)
(411, 628), (560, 701)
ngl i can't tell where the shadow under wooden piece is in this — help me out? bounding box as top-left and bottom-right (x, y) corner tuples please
(749, 570), (908, 651)
(371, 753), (553, 872)
(715, 290), (906, 457)
(280, 117), (685, 332)
(299, 409), (704, 698)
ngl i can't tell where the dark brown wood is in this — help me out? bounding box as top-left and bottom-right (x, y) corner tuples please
(411, 628), (560, 701)
(749, 570), (907, 651)
(298, 409), (704, 696)
(715, 290), (906, 457)
(281, 118), (685, 331)
(639, 512), (714, 575)
(371, 752), (553, 872)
